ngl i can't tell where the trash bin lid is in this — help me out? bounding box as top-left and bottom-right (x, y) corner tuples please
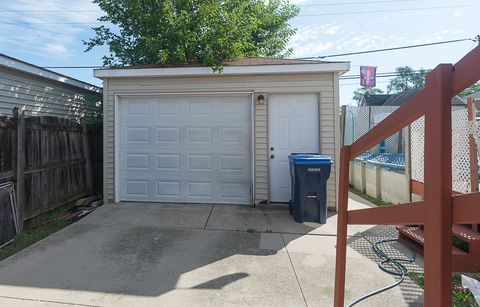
(288, 154), (333, 165)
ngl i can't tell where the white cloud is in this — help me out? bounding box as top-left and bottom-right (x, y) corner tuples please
(43, 43), (70, 57)
(453, 10), (464, 18)
(0, 0), (102, 60)
(325, 25), (341, 35)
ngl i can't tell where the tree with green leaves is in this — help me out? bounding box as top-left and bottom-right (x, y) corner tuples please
(460, 81), (480, 97)
(84, 0), (299, 70)
(352, 87), (384, 105)
(387, 66), (429, 93)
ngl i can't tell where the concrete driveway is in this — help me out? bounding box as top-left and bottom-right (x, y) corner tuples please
(0, 194), (424, 306)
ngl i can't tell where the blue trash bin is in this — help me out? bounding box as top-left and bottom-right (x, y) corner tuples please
(288, 154), (333, 224)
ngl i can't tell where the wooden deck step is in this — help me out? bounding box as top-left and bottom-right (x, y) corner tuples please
(397, 225), (469, 256)
(452, 224), (480, 243)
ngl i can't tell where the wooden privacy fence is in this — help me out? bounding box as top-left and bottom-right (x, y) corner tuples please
(334, 46), (480, 306)
(0, 109), (102, 231)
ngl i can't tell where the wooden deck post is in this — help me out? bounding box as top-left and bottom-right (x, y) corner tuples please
(82, 120), (94, 195)
(467, 97), (479, 233)
(334, 146), (350, 307)
(13, 107), (25, 232)
(404, 125), (412, 202)
(467, 97), (478, 192)
(423, 64), (453, 306)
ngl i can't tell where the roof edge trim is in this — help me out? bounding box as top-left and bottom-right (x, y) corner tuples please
(94, 62), (350, 78)
(0, 54), (102, 93)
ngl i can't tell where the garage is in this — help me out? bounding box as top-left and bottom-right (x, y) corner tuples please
(118, 94), (252, 204)
(95, 57), (349, 208)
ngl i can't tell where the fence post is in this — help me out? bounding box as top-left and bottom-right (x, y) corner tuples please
(404, 125), (412, 202)
(423, 64), (453, 306)
(361, 160), (366, 193)
(82, 120), (94, 195)
(467, 97), (479, 233)
(13, 107), (25, 232)
(341, 105), (346, 146)
(467, 97), (478, 192)
(375, 165), (382, 199)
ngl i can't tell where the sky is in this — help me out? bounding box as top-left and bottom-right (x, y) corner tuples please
(0, 0), (478, 106)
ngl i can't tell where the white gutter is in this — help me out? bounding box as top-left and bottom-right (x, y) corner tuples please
(0, 54), (102, 93)
(94, 62), (350, 78)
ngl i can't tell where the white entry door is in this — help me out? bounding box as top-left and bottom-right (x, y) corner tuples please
(118, 94), (252, 204)
(268, 94), (319, 202)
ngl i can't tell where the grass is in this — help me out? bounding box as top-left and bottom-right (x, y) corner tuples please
(349, 186), (392, 207)
(407, 272), (479, 307)
(246, 228), (256, 234)
(0, 203), (74, 262)
(453, 236), (469, 253)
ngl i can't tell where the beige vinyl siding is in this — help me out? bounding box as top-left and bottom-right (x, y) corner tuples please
(0, 67), (101, 119)
(320, 78), (338, 209)
(254, 93), (268, 202)
(103, 72), (338, 210)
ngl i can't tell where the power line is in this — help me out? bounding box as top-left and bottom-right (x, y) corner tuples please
(0, 21), (103, 25)
(340, 73), (427, 80)
(0, 3), (477, 25)
(0, 9), (101, 13)
(298, 4), (478, 16)
(297, 37), (476, 59)
(0, 0), (415, 13)
(341, 80), (390, 86)
(298, 0), (416, 6)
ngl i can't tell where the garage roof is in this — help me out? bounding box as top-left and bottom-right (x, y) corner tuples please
(94, 57), (350, 78)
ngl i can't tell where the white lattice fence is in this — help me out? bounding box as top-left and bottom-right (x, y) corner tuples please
(410, 116), (425, 183)
(410, 107), (473, 193)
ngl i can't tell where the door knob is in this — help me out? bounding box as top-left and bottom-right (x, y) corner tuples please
(270, 154), (275, 159)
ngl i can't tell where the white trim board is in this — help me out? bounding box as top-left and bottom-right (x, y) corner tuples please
(95, 63), (350, 78)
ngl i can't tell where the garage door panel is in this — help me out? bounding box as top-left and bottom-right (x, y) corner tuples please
(119, 94), (252, 204)
(220, 155), (247, 171)
(125, 153), (149, 170)
(156, 181), (181, 198)
(157, 101), (181, 115)
(188, 101), (212, 115)
(121, 175), (251, 203)
(157, 128), (181, 143)
(126, 100), (149, 115)
(156, 154), (180, 171)
(125, 180), (149, 197)
(187, 154), (213, 171)
(188, 127), (214, 143)
(126, 127), (149, 143)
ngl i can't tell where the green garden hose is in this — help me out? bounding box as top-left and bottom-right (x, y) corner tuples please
(346, 238), (416, 307)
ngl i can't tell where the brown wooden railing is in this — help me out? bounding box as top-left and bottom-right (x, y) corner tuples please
(334, 45), (480, 306)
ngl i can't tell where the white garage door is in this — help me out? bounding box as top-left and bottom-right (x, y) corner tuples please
(118, 94), (252, 204)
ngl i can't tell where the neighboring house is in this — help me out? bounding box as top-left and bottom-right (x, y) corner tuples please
(0, 54), (102, 119)
(94, 57), (350, 208)
(361, 88), (466, 107)
(360, 94), (392, 106)
(466, 92), (480, 101)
